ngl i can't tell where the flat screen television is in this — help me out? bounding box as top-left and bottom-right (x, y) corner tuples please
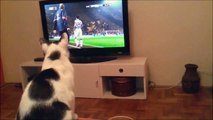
(39, 0), (130, 63)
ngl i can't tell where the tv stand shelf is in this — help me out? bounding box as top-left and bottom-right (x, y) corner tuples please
(20, 57), (148, 99)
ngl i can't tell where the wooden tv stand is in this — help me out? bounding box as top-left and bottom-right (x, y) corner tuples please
(20, 57), (148, 99)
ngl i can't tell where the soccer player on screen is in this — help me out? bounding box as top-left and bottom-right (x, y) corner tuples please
(74, 16), (83, 48)
(53, 3), (70, 39)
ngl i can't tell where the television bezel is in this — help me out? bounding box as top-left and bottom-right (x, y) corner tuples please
(39, 0), (130, 58)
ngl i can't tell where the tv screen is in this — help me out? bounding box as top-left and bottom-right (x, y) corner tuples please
(39, 0), (130, 62)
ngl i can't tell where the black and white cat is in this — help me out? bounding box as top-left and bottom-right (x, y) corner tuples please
(16, 33), (77, 120)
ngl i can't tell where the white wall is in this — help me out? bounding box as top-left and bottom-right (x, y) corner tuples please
(1, 1), (43, 83)
(128, 1), (212, 86)
(1, 0), (212, 86)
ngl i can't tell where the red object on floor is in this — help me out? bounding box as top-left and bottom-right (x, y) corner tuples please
(0, 55), (4, 85)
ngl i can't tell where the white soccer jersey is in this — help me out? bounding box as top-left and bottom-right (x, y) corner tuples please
(74, 19), (83, 29)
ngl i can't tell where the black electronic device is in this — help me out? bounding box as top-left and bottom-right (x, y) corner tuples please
(39, 0), (130, 63)
(34, 57), (44, 62)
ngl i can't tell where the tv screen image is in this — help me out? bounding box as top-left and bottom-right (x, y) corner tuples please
(44, 1), (125, 49)
(40, 0), (129, 62)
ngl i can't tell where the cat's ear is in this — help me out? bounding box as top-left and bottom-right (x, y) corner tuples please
(59, 33), (69, 48)
(41, 43), (49, 54)
(39, 38), (49, 54)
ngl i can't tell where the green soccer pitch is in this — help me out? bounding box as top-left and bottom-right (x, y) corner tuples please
(69, 35), (125, 48)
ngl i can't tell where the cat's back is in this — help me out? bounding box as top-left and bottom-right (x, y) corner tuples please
(17, 68), (72, 120)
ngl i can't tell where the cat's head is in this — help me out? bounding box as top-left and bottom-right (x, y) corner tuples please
(40, 33), (70, 59)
